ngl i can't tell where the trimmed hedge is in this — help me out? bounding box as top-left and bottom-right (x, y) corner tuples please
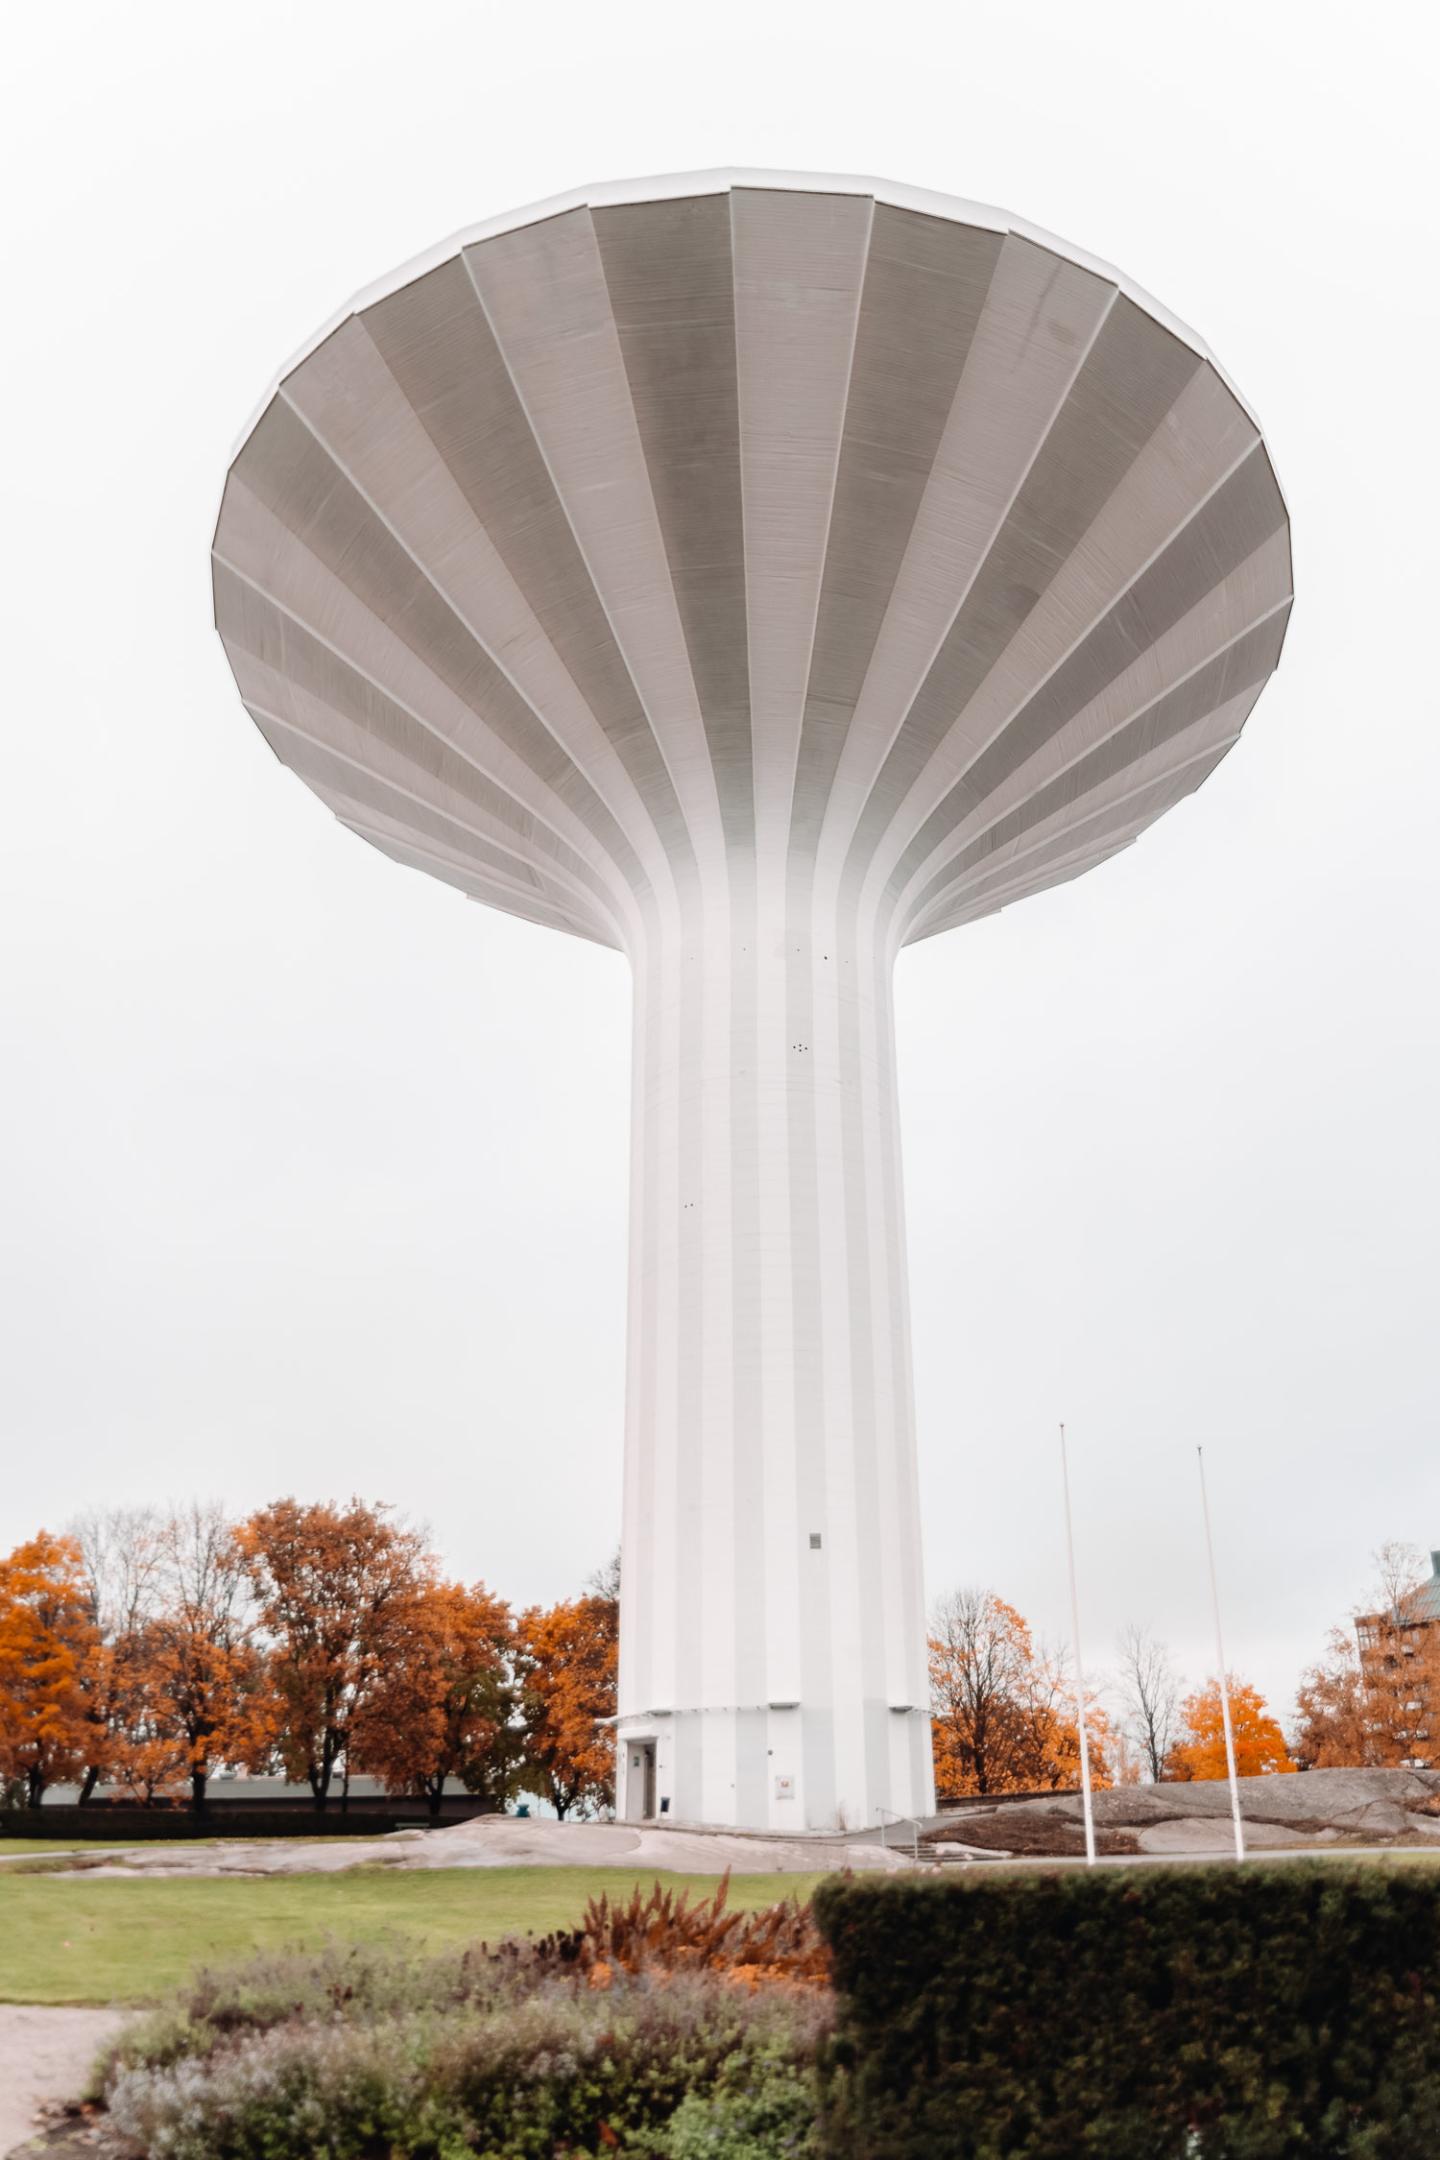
(814, 1863), (1440, 2159)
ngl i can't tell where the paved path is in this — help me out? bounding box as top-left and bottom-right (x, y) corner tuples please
(0, 2006), (129, 2156)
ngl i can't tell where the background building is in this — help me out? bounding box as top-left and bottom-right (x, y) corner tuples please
(1354, 1549), (1440, 1768)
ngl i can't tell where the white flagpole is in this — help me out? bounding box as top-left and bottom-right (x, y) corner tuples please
(1196, 1445), (1246, 1862)
(1058, 1422), (1097, 1865)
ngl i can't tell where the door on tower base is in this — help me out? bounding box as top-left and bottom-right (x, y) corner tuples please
(625, 1741), (657, 1821)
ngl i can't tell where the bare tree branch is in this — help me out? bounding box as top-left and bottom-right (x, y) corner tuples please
(1115, 1622), (1182, 1783)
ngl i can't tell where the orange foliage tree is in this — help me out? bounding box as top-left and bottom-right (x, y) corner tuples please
(929, 1587), (1111, 1798)
(73, 1504), (271, 1808)
(515, 1565), (619, 1818)
(1293, 1542), (1440, 1771)
(237, 1497), (430, 1811)
(97, 1622), (190, 1802)
(1293, 1631), (1386, 1770)
(1167, 1675), (1295, 1781)
(146, 1503), (272, 1808)
(352, 1578), (518, 1816)
(0, 1533), (97, 1805)
(72, 1506), (165, 1802)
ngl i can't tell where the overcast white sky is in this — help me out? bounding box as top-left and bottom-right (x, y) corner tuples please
(3, 0), (1436, 1731)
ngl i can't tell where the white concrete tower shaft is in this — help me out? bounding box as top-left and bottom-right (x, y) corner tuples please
(213, 171), (1291, 1834)
(621, 879), (929, 1829)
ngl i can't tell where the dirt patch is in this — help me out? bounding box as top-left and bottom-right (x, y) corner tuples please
(924, 1814), (1141, 1859)
(3, 1856), (124, 1878)
(6, 2105), (131, 2159)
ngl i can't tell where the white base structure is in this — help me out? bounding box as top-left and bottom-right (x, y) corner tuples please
(214, 171), (1291, 1833)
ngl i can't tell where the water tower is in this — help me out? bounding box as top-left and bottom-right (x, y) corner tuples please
(215, 172), (1290, 1830)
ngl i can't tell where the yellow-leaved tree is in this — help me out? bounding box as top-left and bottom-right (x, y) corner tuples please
(1167, 1675), (1294, 1781)
(0, 1532), (97, 1805)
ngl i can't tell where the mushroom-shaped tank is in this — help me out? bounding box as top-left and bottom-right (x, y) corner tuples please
(214, 171), (1291, 1832)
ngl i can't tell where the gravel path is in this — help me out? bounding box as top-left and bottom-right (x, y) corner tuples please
(0, 2006), (129, 2156)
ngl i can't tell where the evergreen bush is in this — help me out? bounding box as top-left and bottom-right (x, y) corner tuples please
(813, 1863), (1440, 2159)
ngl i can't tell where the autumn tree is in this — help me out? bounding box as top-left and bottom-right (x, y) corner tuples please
(352, 1579), (518, 1816)
(930, 1589), (1030, 1797)
(71, 1506), (164, 1803)
(0, 1533), (97, 1805)
(588, 1552), (622, 1604)
(70, 1504), (270, 1808)
(96, 1622), (189, 1803)
(1293, 1631), (1382, 1770)
(1293, 1543), (1440, 1771)
(147, 1503), (271, 1809)
(1167, 1674), (1295, 1781)
(1374, 1539), (1429, 1620)
(515, 1568), (619, 1818)
(1023, 1655), (1114, 1795)
(1358, 1544), (1438, 1766)
(238, 1498), (430, 1811)
(1106, 1725), (1144, 1786)
(1115, 1622), (1183, 1783)
(929, 1587), (1110, 1798)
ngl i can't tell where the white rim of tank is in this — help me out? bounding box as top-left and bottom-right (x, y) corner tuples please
(226, 166), (1278, 488)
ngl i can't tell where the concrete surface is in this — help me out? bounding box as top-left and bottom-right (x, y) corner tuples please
(0, 2008), (128, 2157)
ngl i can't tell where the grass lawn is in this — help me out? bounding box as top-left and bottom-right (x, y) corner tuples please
(0, 1837), (271, 1858)
(0, 1840), (150, 1857)
(1, 1836), (345, 1866)
(1, 1866), (827, 2006)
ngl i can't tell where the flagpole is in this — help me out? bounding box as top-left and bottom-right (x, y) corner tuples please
(1058, 1422), (1097, 1866)
(1196, 1445), (1246, 1862)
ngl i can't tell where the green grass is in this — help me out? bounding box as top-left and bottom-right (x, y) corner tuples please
(0, 1836), (266, 1858)
(0, 1866), (827, 2005)
(0, 1839), (148, 1857)
(0, 1835), (341, 1866)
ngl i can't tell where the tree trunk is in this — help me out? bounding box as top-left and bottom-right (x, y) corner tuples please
(78, 1764), (100, 1807)
(27, 1766), (45, 1808)
(308, 1709), (347, 1815)
(428, 1776), (445, 1822)
(190, 1767), (208, 1812)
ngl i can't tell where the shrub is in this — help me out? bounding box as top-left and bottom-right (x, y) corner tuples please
(813, 1863), (1440, 2158)
(632, 2047), (822, 2157)
(574, 1872), (828, 1987)
(90, 1936), (541, 2092)
(101, 1926), (831, 2159)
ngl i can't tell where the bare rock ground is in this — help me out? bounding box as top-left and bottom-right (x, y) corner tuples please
(0, 2007), (128, 2158)
(4, 1814), (912, 1882)
(8, 1770), (1437, 1886)
(927, 1766), (1440, 1858)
